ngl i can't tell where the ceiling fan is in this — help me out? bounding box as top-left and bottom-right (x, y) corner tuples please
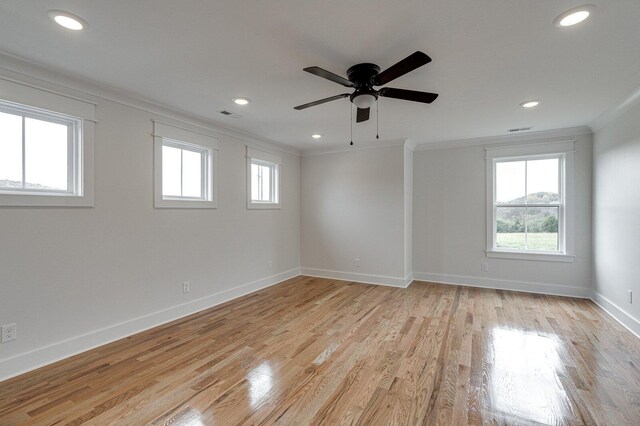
(294, 51), (438, 123)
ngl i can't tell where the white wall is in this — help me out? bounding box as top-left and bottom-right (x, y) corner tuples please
(413, 130), (593, 297)
(0, 72), (300, 380)
(300, 144), (409, 286)
(593, 101), (640, 335)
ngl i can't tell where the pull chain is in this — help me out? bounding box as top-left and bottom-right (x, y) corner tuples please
(350, 104), (354, 146)
(376, 100), (379, 140)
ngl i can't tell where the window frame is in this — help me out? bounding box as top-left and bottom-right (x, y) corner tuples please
(246, 147), (281, 209)
(0, 99), (94, 207)
(485, 140), (575, 262)
(153, 120), (219, 209)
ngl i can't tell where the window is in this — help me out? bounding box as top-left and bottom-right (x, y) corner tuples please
(153, 121), (218, 208)
(251, 160), (278, 203)
(247, 147), (281, 209)
(486, 141), (575, 262)
(162, 140), (208, 199)
(0, 98), (94, 207)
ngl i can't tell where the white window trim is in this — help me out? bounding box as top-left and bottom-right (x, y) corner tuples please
(0, 99), (95, 207)
(246, 146), (281, 209)
(153, 120), (219, 209)
(485, 140), (575, 262)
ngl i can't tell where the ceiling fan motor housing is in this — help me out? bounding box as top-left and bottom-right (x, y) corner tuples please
(346, 63), (381, 87)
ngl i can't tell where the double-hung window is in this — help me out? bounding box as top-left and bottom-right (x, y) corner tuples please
(247, 147), (281, 209)
(486, 141), (575, 262)
(153, 121), (218, 208)
(0, 90), (95, 207)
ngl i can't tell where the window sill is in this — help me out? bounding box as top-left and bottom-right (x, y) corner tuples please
(0, 193), (94, 207)
(486, 250), (575, 263)
(247, 202), (281, 210)
(155, 199), (217, 209)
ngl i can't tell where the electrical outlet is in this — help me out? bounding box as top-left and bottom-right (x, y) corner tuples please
(1, 323), (16, 343)
(183, 281), (190, 294)
(481, 262), (489, 272)
(355, 258), (361, 267)
(629, 290), (633, 304)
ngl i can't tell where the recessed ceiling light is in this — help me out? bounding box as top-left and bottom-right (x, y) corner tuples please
(233, 98), (250, 105)
(48, 10), (86, 31)
(520, 100), (540, 108)
(554, 5), (594, 27)
(311, 134), (322, 139)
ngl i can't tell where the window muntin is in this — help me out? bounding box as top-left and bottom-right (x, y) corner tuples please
(250, 159), (278, 204)
(161, 139), (209, 201)
(0, 102), (81, 196)
(493, 155), (563, 253)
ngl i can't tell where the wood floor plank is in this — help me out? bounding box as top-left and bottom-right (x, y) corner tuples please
(1, 277), (640, 425)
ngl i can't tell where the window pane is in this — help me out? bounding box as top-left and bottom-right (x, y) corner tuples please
(496, 161), (525, 204)
(260, 164), (271, 201)
(496, 207), (526, 249)
(182, 149), (202, 198)
(272, 165), (278, 202)
(526, 158), (559, 203)
(24, 117), (68, 190)
(251, 163), (260, 200)
(0, 111), (23, 187)
(162, 145), (182, 197)
(526, 206), (559, 251)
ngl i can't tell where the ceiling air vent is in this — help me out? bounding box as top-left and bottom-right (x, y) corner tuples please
(507, 127), (532, 133)
(219, 110), (241, 118)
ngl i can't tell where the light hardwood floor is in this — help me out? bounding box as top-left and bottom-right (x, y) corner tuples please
(1, 276), (640, 425)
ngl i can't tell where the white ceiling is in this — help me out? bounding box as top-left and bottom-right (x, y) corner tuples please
(0, 1), (639, 151)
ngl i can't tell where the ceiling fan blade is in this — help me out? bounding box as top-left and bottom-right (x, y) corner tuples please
(356, 107), (370, 123)
(379, 88), (438, 104)
(374, 51), (432, 86)
(294, 93), (350, 110)
(303, 66), (355, 87)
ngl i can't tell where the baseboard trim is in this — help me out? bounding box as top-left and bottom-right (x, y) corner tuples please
(301, 268), (409, 288)
(591, 291), (640, 339)
(413, 272), (590, 298)
(0, 268), (301, 382)
(405, 272), (414, 287)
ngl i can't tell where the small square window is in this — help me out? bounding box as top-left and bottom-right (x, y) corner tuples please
(0, 100), (91, 207)
(153, 121), (218, 209)
(246, 147), (281, 209)
(161, 141), (206, 200)
(250, 159), (278, 204)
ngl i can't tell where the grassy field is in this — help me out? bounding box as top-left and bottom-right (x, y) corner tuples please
(496, 233), (558, 251)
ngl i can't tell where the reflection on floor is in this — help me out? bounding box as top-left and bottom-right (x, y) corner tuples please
(1, 276), (640, 425)
(490, 328), (566, 424)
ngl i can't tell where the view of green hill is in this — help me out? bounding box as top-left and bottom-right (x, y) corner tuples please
(497, 192), (559, 234)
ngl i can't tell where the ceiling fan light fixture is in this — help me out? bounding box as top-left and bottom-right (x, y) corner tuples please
(554, 5), (594, 27)
(352, 93), (377, 109)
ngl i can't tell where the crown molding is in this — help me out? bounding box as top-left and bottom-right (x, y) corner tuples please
(0, 50), (300, 157)
(301, 138), (408, 157)
(590, 83), (640, 133)
(413, 126), (592, 152)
